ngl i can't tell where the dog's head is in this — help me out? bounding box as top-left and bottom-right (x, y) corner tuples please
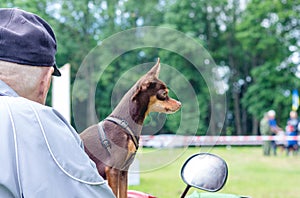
(131, 58), (181, 115)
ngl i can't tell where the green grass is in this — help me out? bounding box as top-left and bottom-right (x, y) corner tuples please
(128, 146), (300, 198)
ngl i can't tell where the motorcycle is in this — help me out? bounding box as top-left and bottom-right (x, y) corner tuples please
(128, 152), (248, 198)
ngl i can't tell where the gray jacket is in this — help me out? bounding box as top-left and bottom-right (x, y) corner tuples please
(0, 80), (115, 198)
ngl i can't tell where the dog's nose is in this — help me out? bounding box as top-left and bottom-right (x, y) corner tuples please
(177, 101), (182, 107)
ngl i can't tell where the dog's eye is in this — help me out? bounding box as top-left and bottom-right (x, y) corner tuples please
(157, 90), (167, 100)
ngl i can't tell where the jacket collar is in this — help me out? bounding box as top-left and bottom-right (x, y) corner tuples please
(0, 80), (19, 97)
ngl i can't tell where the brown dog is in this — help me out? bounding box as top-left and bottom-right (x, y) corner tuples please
(80, 58), (181, 198)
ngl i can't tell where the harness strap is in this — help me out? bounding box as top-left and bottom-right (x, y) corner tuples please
(97, 117), (139, 155)
(105, 117), (139, 150)
(97, 121), (112, 155)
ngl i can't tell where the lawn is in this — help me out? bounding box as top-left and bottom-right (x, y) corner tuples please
(128, 146), (300, 198)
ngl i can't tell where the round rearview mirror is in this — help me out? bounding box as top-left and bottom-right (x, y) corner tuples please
(181, 153), (228, 193)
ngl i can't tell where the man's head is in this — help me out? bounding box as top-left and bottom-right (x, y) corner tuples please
(0, 8), (60, 104)
(0, 8), (60, 76)
(267, 110), (276, 119)
(290, 111), (297, 119)
(0, 61), (53, 104)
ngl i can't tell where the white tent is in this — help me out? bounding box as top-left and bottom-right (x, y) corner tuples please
(52, 63), (71, 123)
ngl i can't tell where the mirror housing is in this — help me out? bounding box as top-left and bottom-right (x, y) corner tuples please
(181, 153), (228, 193)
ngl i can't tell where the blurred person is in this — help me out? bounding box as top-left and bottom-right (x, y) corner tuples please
(0, 8), (115, 197)
(267, 110), (282, 156)
(285, 111), (299, 156)
(260, 113), (272, 156)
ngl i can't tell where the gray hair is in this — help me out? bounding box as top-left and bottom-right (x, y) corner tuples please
(0, 60), (47, 97)
(267, 110), (276, 117)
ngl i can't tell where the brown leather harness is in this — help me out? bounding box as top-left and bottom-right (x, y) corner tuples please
(97, 117), (139, 156)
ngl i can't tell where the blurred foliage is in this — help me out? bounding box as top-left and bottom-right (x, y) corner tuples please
(1, 0), (299, 135)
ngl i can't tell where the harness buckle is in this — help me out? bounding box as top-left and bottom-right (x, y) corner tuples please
(102, 139), (111, 149)
(120, 120), (128, 128)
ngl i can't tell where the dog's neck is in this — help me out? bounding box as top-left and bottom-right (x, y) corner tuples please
(109, 86), (147, 137)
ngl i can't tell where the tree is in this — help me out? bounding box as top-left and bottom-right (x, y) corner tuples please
(2, 0), (298, 136)
(240, 0), (300, 131)
(163, 0), (230, 135)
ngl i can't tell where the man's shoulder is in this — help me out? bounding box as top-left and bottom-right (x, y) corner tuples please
(0, 96), (109, 190)
(260, 118), (268, 125)
(1, 95), (50, 110)
(1, 96), (64, 120)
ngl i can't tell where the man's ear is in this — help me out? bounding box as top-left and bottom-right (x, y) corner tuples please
(146, 58), (160, 78)
(40, 67), (54, 104)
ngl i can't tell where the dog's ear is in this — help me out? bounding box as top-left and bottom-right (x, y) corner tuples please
(146, 58), (160, 78)
(131, 80), (151, 101)
(131, 58), (160, 101)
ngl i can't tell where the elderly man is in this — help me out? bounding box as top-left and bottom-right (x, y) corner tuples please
(267, 110), (282, 156)
(260, 113), (272, 156)
(0, 8), (115, 197)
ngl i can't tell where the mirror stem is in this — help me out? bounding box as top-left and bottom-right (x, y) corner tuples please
(180, 185), (191, 198)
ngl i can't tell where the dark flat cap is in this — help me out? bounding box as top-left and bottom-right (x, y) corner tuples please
(0, 8), (61, 76)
